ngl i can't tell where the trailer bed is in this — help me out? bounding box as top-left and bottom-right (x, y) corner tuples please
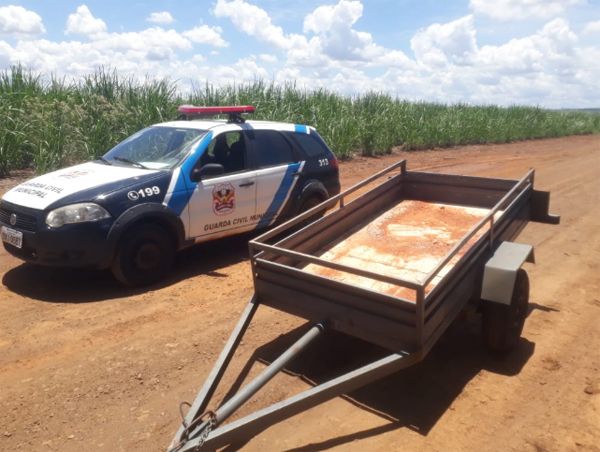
(170, 160), (559, 452)
(249, 160), (558, 353)
(305, 200), (499, 301)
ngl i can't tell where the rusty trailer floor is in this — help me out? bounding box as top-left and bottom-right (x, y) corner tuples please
(305, 200), (493, 301)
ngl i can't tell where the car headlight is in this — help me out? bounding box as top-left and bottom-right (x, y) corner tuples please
(46, 203), (111, 228)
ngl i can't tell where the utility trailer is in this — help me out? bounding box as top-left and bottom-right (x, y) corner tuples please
(168, 160), (559, 451)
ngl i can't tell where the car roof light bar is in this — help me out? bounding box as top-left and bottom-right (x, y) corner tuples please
(177, 105), (256, 123)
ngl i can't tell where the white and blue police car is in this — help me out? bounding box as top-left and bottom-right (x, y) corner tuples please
(0, 105), (340, 285)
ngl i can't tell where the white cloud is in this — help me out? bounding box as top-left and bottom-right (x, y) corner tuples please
(303, 0), (373, 61)
(476, 18), (578, 74)
(469, 0), (583, 21)
(146, 11), (175, 25)
(65, 5), (107, 36)
(213, 0), (305, 50)
(284, 36), (329, 68)
(259, 53), (278, 63)
(373, 49), (413, 68)
(211, 56), (269, 81)
(97, 28), (191, 55)
(303, 0), (362, 34)
(370, 16), (592, 107)
(183, 25), (228, 47)
(0, 5), (45, 36)
(582, 20), (600, 34)
(0, 0), (597, 108)
(538, 18), (578, 54)
(2, 26), (193, 74)
(0, 40), (12, 67)
(299, 0), (412, 67)
(215, 0), (413, 70)
(411, 15), (477, 67)
(410, 18), (584, 106)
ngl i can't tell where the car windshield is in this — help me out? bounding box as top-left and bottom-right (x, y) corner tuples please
(103, 126), (207, 169)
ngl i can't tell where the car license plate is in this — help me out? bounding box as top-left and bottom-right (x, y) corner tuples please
(1, 226), (23, 249)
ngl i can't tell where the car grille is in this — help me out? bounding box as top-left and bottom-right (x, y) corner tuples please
(0, 204), (38, 231)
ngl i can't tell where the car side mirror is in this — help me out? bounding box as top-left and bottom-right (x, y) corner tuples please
(191, 163), (225, 181)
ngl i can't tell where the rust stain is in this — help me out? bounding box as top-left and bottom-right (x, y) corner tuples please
(305, 200), (493, 302)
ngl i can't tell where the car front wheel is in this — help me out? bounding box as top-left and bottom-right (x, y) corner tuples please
(111, 223), (174, 286)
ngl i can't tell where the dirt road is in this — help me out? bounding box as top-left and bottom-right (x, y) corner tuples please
(1, 135), (598, 451)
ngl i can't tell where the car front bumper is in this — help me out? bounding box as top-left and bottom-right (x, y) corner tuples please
(1, 201), (114, 269)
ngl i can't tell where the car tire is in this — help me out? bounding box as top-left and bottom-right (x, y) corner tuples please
(111, 223), (175, 286)
(481, 268), (530, 353)
(296, 194), (325, 226)
(299, 195), (322, 212)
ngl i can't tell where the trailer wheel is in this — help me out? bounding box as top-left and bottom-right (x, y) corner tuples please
(111, 223), (174, 286)
(482, 269), (529, 353)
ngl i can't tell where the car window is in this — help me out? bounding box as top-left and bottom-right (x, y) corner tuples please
(289, 132), (329, 158)
(250, 130), (295, 168)
(199, 131), (247, 176)
(104, 126), (205, 169)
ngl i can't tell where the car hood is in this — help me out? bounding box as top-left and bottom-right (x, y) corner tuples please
(2, 161), (160, 211)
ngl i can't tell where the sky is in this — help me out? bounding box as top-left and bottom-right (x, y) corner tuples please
(0, 0), (599, 107)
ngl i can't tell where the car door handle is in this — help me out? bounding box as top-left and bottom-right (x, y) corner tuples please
(239, 181), (255, 187)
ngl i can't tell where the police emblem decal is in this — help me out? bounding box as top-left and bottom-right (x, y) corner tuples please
(212, 183), (235, 215)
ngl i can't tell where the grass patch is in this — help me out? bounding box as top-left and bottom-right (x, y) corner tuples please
(1, 66), (598, 176)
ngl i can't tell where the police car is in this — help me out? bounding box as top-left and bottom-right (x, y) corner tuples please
(0, 105), (340, 285)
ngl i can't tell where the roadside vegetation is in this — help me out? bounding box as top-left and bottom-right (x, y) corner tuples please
(1, 66), (599, 176)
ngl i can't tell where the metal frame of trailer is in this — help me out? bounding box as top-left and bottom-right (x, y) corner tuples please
(168, 160), (559, 451)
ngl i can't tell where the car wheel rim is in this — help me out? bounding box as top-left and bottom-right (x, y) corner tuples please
(134, 242), (161, 271)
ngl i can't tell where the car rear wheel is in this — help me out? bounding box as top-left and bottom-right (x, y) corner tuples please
(299, 195), (322, 212)
(111, 223), (174, 286)
(293, 194), (325, 229)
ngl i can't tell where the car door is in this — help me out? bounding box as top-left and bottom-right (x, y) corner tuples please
(187, 130), (257, 240)
(247, 130), (305, 229)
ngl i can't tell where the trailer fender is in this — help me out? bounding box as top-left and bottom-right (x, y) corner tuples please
(481, 242), (535, 306)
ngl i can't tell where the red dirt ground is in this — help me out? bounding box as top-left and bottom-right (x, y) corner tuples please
(0, 135), (599, 451)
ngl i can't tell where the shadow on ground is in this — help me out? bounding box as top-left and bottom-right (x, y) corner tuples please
(1, 232), (255, 303)
(214, 311), (536, 451)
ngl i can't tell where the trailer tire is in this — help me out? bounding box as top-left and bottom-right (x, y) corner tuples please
(111, 223), (174, 286)
(482, 269), (529, 353)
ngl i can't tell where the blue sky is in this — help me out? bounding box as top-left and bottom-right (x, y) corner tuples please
(1, 1), (599, 107)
